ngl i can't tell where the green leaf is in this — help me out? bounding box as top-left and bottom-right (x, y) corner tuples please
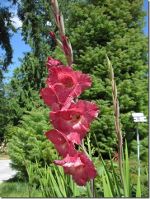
(102, 171), (113, 197)
(136, 175), (141, 197)
(122, 141), (130, 197)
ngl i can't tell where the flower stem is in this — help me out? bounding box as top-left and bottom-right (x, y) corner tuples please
(90, 179), (95, 197)
(51, 0), (73, 66)
(81, 140), (95, 197)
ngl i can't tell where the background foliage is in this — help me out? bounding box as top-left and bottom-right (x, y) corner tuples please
(0, 0), (148, 196)
(7, 107), (57, 178)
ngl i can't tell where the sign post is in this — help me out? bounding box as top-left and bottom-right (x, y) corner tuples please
(131, 113), (147, 177)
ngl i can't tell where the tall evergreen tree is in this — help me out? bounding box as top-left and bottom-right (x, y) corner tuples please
(9, 0), (54, 92)
(6, 0), (77, 121)
(0, 3), (17, 143)
(65, 0), (148, 157)
(0, 71), (12, 142)
(10, 0), (78, 90)
(0, 6), (15, 70)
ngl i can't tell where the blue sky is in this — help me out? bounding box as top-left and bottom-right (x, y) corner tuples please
(2, 0), (149, 82)
(143, 0), (148, 35)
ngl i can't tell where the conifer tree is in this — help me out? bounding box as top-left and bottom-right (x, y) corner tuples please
(0, 7), (15, 69)
(8, 107), (57, 177)
(0, 71), (12, 142)
(10, 0), (78, 90)
(0, 4), (16, 142)
(65, 0), (148, 157)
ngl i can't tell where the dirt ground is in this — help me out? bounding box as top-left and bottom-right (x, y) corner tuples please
(0, 153), (9, 160)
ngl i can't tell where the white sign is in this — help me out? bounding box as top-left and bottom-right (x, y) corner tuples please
(132, 113), (147, 123)
(132, 113), (144, 117)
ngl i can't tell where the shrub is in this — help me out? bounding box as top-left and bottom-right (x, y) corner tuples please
(7, 107), (57, 179)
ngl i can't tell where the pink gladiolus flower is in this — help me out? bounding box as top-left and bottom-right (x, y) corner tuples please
(46, 56), (63, 69)
(41, 65), (92, 111)
(40, 85), (74, 111)
(50, 100), (99, 144)
(45, 129), (76, 157)
(54, 152), (97, 186)
(46, 65), (92, 101)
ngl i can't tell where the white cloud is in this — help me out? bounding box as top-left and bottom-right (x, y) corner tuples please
(1, 1), (22, 28)
(11, 15), (22, 28)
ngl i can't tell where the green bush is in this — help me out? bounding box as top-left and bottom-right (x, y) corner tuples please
(7, 107), (57, 179)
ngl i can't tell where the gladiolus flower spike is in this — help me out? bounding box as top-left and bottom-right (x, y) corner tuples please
(40, 56), (99, 186)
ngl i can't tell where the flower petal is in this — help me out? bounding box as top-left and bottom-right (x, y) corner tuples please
(54, 152), (97, 186)
(46, 56), (63, 69)
(40, 87), (61, 111)
(45, 129), (76, 157)
(47, 65), (92, 101)
(50, 100), (99, 144)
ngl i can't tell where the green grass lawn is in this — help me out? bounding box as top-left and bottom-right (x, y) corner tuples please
(0, 182), (42, 197)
